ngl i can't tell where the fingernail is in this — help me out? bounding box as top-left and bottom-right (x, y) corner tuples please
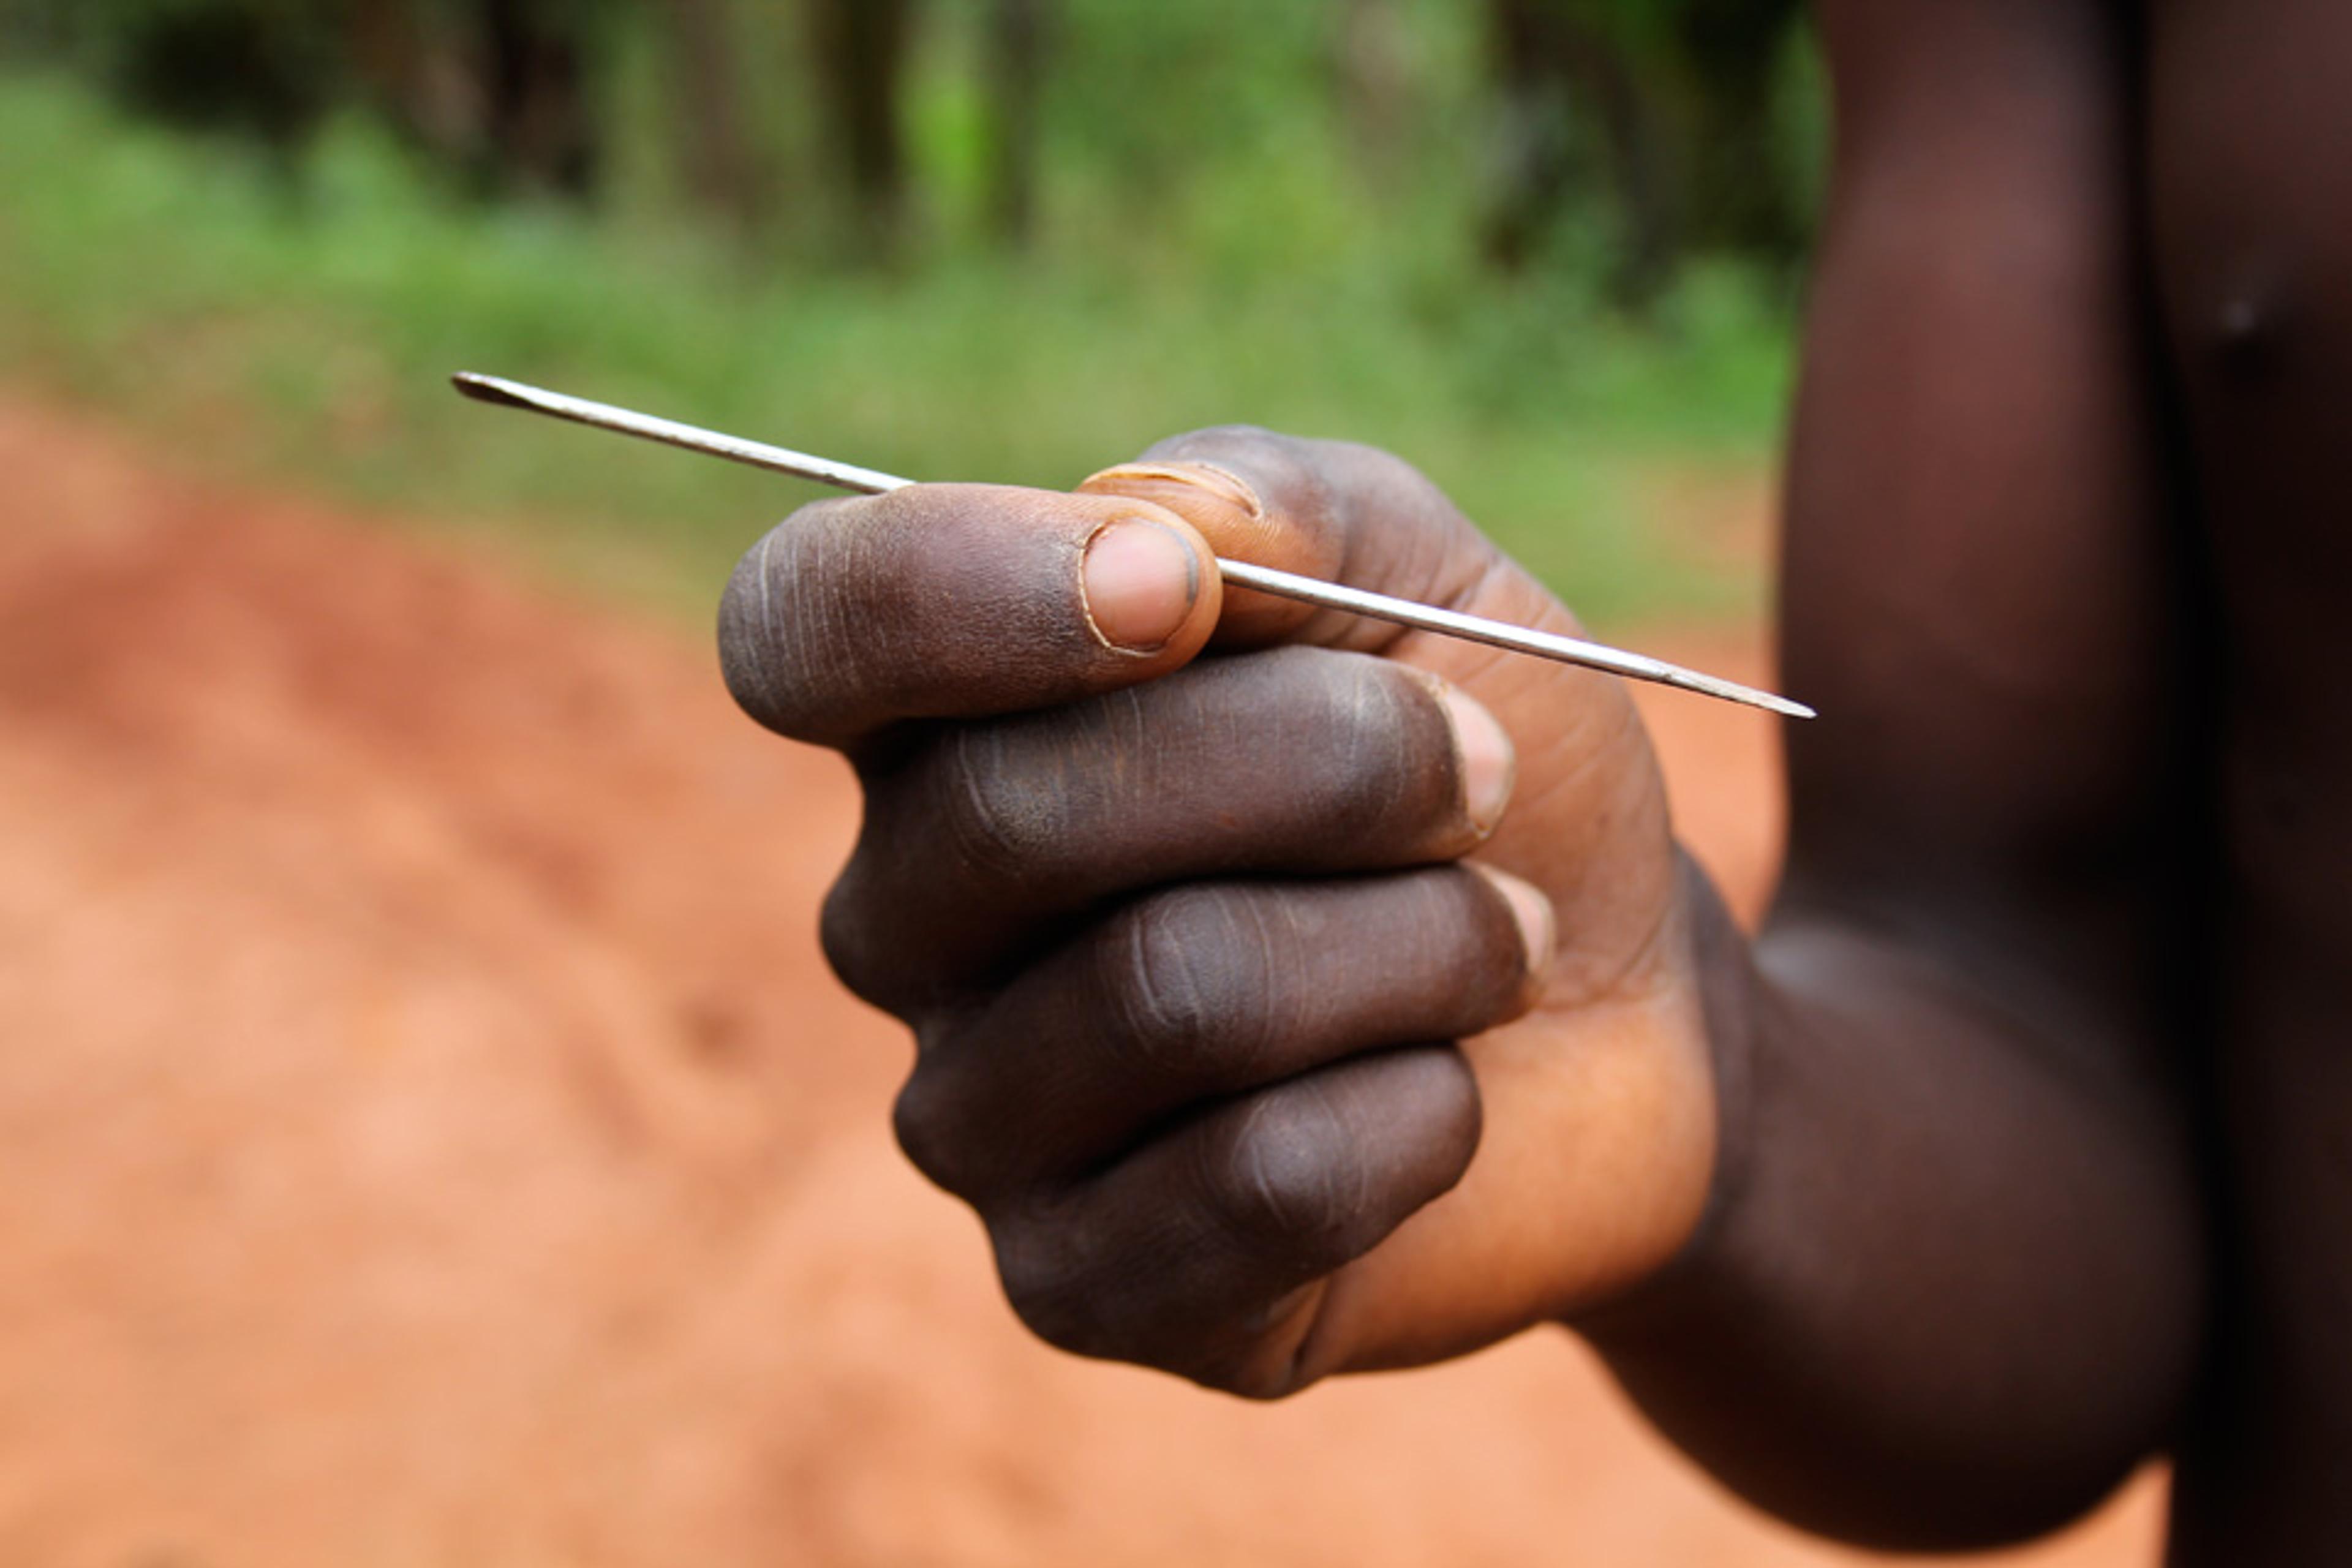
(1472, 865), (1557, 987)
(1082, 517), (1201, 652)
(1436, 686), (1515, 835)
(1082, 461), (1264, 520)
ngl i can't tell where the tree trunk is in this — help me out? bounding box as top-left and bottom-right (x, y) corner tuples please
(1675, 0), (1805, 263)
(477, 0), (601, 200)
(1482, 0), (1678, 305)
(982, 0), (1049, 247)
(664, 0), (769, 236)
(344, 0), (481, 178)
(805, 0), (918, 262)
(1559, 17), (1677, 304)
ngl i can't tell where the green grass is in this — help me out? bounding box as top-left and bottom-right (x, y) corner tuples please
(0, 71), (1793, 627)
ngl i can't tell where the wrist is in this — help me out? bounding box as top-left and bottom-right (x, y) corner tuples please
(1561, 848), (1762, 1327)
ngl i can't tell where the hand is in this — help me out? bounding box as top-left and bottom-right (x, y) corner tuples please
(718, 428), (1721, 1396)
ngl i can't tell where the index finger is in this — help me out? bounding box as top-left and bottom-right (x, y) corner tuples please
(718, 483), (1221, 748)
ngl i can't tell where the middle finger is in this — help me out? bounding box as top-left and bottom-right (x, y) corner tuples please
(823, 644), (1515, 1010)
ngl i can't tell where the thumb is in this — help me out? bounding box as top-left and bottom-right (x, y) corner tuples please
(1079, 426), (1554, 654)
(1086, 426), (1672, 1001)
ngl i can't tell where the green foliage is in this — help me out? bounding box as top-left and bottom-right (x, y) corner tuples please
(12, 0), (341, 151)
(0, 33), (1795, 626)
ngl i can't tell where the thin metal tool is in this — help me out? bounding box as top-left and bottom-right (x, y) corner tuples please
(453, 372), (1814, 720)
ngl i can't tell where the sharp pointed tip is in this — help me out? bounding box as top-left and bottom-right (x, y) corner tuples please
(450, 372), (530, 410)
(1744, 691), (1815, 721)
(1673, 670), (1815, 720)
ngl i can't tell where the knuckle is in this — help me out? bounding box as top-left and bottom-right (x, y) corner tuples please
(1297, 658), (1453, 842)
(989, 1172), (1335, 1385)
(1140, 427), (1325, 524)
(1146, 423), (1287, 462)
(1199, 1090), (1362, 1263)
(1102, 887), (1276, 1080)
(1326, 439), (1450, 511)
(891, 1068), (970, 1195)
(931, 721), (1074, 880)
(817, 864), (907, 1013)
(992, 1218), (1109, 1359)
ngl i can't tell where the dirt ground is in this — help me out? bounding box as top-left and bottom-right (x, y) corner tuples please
(0, 393), (2165, 1566)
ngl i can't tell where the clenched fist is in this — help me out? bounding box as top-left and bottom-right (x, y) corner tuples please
(718, 428), (1722, 1397)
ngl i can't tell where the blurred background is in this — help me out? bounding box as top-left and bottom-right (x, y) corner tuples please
(0, 2), (2160, 1564)
(0, 0), (1821, 613)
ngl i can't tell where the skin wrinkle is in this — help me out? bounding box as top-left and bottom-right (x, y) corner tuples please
(742, 527), (780, 722)
(1123, 889), (1243, 1080)
(1555, 863), (1682, 1016)
(739, 427), (1694, 1451)
(941, 724), (1038, 883)
(1280, 448), (1389, 655)
(834, 526), (880, 718)
(1326, 666), (1411, 845)
(1261, 889), (1325, 1045)
(924, 872), (1518, 1215)
(1260, 1278), (1336, 1393)
(1109, 684), (1148, 793)
(1415, 633), (1513, 695)
(785, 516), (840, 729)
(1321, 457), (1492, 650)
(1340, 1081), (1381, 1235)
(842, 652), (1489, 1008)
(696, 0), (2352, 1542)
(1505, 693), (1649, 874)
(1118, 895), (1196, 1080)
(1223, 1078), (1351, 1262)
(941, 710), (1114, 890)
(1406, 492), (1496, 617)
(1221, 891), (1286, 1070)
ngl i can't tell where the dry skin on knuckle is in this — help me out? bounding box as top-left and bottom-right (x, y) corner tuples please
(910, 654), (1467, 915)
(931, 686), (1189, 887)
(1110, 886), (1279, 1080)
(932, 720), (1080, 882)
(1298, 657), (1461, 850)
(1201, 1087), (1363, 1264)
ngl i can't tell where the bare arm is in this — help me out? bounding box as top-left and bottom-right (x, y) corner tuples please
(715, 0), (2201, 1547)
(1578, 0), (2205, 1545)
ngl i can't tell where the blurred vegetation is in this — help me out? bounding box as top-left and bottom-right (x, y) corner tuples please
(0, 0), (1823, 624)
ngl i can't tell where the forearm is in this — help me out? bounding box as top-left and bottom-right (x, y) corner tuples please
(1576, 865), (2204, 1550)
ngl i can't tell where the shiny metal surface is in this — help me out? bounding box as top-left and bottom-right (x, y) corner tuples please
(454, 372), (1814, 720)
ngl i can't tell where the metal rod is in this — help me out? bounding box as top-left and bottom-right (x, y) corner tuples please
(453, 372), (1814, 720)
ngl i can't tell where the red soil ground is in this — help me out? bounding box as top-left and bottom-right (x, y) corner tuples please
(0, 394), (2163, 1566)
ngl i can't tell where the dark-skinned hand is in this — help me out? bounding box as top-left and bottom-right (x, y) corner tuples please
(718, 428), (1719, 1397)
